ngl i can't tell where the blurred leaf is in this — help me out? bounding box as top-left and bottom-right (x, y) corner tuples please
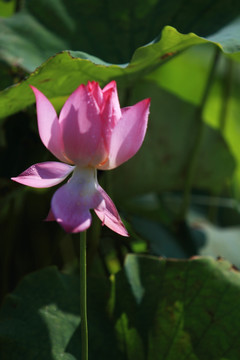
(131, 216), (188, 258)
(205, 66), (240, 198)
(2, 18), (240, 119)
(145, 42), (240, 199)
(0, 0), (240, 71)
(188, 211), (240, 267)
(112, 254), (240, 359)
(112, 82), (235, 199)
(0, 267), (121, 360)
(0, 26), (206, 119)
(146, 43), (215, 106)
(115, 313), (145, 360)
(0, 61), (14, 91)
(0, 0), (15, 17)
(1, 255), (240, 359)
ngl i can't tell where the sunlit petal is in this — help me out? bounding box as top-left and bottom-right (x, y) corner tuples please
(11, 162), (74, 188)
(99, 98), (150, 169)
(59, 84), (106, 167)
(94, 185), (129, 237)
(101, 80), (122, 152)
(30, 86), (67, 163)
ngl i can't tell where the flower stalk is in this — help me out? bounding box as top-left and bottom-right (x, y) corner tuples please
(80, 231), (88, 360)
(219, 58), (233, 133)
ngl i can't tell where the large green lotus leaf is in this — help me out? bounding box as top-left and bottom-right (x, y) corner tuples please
(1, 256), (240, 360)
(1, 0), (240, 71)
(146, 43), (215, 106)
(2, 18), (240, 119)
(110, 81), (235, 200)
(202, 64), (240, 198)
(112, 254), (240, 360)
(0, 25), (207, 120)
(0, 267), (121, 360)
(148, 42), (240, 198)
(198, 63), (240, 199)
(148, 49), (240, 201)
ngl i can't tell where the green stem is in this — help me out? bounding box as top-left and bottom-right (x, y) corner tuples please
(80, 231), (88, 360)
(219, 58), (233, 133)
(87, 213), (101, 269)
(208, 58), (233, 222)
(178, 46), (221, 220)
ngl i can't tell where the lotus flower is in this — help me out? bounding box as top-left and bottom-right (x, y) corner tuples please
(12, 81), (150, 236)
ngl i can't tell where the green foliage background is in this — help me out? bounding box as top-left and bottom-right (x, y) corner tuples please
(1, 0), (240, 358)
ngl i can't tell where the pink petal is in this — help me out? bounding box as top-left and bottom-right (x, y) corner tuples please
(98, 98), (150, 170)
(30, 86), (67, 163)
(87, 81), (103, 109)
(101, 81), (122, 152)
(11, 162), (74, 188)
(94, 185), (129, 237)
(51, 167), (102, 233)
(102, 80), (118, 96)
(102, 81), (121, 121)
(59, 84), (106, 167)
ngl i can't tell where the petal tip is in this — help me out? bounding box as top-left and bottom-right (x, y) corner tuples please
(120, 228), (130, 237)
(103, 80), (117, 93)
(94, 186), (129, 237)
(119, 222), (129, 237)
(29, 85), (39, 96)
(11, 176), (23, 184)
(142, 97), (151, 108)
(109, 80), (116, 87)
(99, 214), (129, 237)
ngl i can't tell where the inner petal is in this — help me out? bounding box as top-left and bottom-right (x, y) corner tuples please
(59, 85), (106, 167)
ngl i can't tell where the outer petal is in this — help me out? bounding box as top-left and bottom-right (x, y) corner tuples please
(51, 167), (102, 233)
(11, 162), (74, 188)
(30, 86), (67, 163)
(101, 81), (122, 153)
(94, 185), (129, 237)
(98, 98), (150, 170)
(59, 84), (106, 167)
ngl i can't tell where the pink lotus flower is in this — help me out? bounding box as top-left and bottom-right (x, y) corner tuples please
(12, 81), (150, 236)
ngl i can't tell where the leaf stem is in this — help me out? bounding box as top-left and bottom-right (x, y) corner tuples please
(80, 231), (88, 360)
(219, 58), (233, 133)
(208, 57), (234, 222)
(178, 46), (221, 220)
